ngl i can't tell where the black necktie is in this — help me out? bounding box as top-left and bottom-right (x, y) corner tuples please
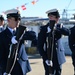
(13, 30), (16, 35)
(0, 28), (3, 33)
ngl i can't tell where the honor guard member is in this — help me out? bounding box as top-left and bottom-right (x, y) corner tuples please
(0, 15), (5, 33)
(68, 25), (75, 75)
(0, 9), (32, 75)
(38, 8), (69, 75)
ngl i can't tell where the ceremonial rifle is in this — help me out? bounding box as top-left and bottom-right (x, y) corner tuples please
(47, 20), (56, 75)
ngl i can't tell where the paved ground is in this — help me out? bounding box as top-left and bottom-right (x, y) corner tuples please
(27, 54), (74, 75)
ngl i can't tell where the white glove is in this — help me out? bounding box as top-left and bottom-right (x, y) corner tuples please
(45, 60), (53, 67)
(3, 72), (11, 75)
(11, 36), (18, 44)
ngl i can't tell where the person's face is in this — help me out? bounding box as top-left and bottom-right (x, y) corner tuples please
(7, 17), (20, 29)
(0, 20), (4, 26)
(48, 15), (59, 23)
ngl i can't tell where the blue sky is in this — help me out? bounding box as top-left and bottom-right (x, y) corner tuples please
(0, 0), (75, 18)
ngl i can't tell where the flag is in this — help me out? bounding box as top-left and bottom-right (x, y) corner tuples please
(21, 5), (26, 10)
(31, 0), (38, 5)
(31, 1), (35, 5)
